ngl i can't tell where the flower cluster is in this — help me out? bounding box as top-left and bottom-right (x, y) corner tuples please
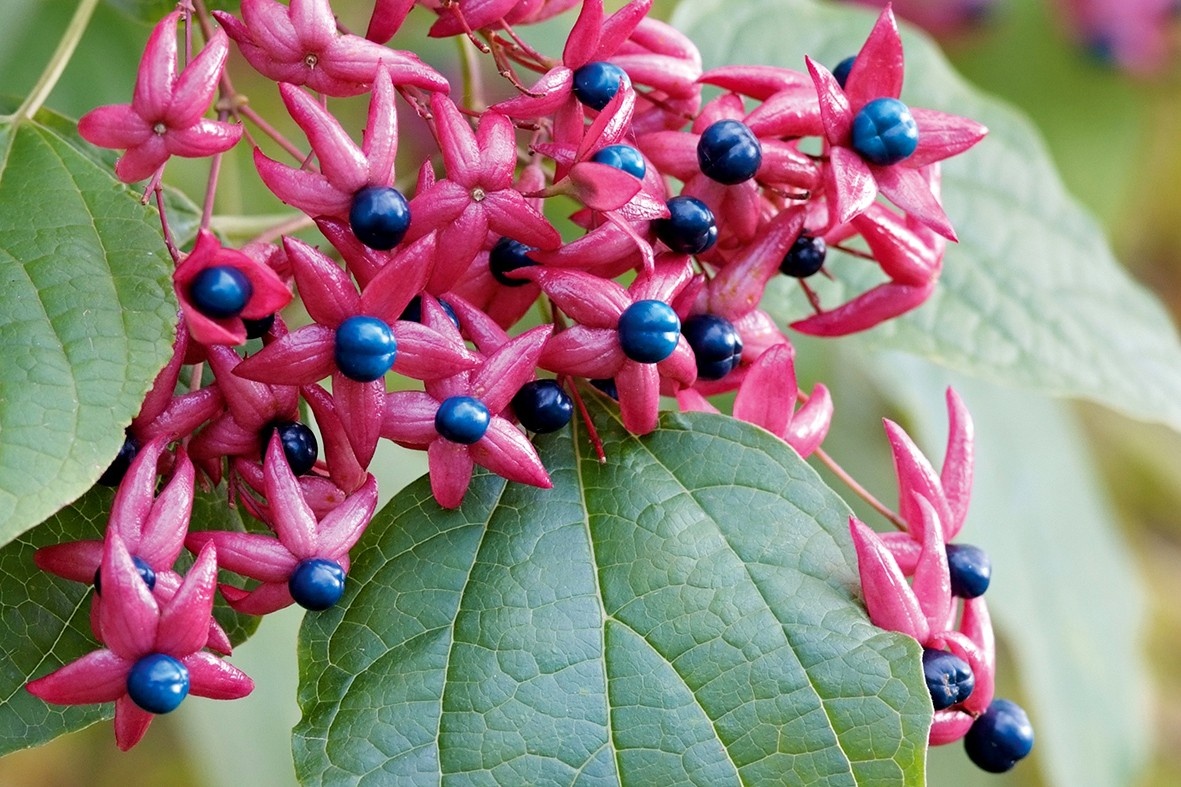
(34, 0), (1007, 764)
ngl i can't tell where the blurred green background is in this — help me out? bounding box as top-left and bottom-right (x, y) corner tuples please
(1, 0), (1180, 784)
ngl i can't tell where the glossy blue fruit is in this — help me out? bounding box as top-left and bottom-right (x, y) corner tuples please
(489, 237), (538, 287)
(435, 396), (491, 444)
(591, 378), (618, 400)
(780, 233), (827, 278)
(964, 699), (1035, 773)
(126, 653), (190, 714)
(851, 97), (919, 166)
(681, 314), (743, 380)
(334, 315), (396, 382)
(511, 380), (573, 434)
(400, 295), (460, 327)
(946, 543), (992, 598)
(189, 266), (252, 319)
(288, 557), (347, 611)
(571, 61), (628, 111)
(94, 555), (157, 595)
(349, 186), (411, 250)
(922, 648), (975, 711)
(618, 300), (680, 364)
(653, 196), (717, 255)
(265, 421), (319, 476)
(243, 313), (275, 339)
(98, 432), (140, 487)
(832, 56), (856, 88)
(697, 119), (762, 185)
(590, 144), (646, 179)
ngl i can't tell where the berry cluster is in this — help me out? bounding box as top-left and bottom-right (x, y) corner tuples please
(25, 0), (1014, 768)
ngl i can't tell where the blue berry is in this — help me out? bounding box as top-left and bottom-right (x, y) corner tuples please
(512, 380), (573, 433)
(590, 144), (646, 179)
(696, 120), (762, 185)
(189, 266), (252, 319)
(98, 432), (139, 487)
(349, 186), (411, 250)
(964, 699), (1035, 773)
(780, 233), (827, 278)
(243, 313), (275, 339)
(489, 237), (537, 287)
(126, 653), (189, 714)
(435, 396), (491, 444)
(946, 543), (992, 598)
(288, 557), (347, 611)
(571, 61), (628, 111)
(618, 300), (680, 364)
(94, 555), (157, 595)
(681, 314), (743, 381)
(851, 97), (919, 166)
(591, 378), (618, 400)
(832, 56), (856, 88)
(922, 648), (975, 711)
(334, 315), (396, 382)
(264, 421), (319, 476)
(653, 196), (717, 255)
(400, 295), (460, 328)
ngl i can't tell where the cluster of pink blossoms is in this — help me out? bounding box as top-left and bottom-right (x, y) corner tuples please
(28, 0), (1028, 766)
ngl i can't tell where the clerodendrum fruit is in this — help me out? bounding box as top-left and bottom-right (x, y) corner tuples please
(349, 186), (411, 250)
(265, 422), (319, 476)
(126, 654), (190, 714)
(590, 144), (646, 179)
(189, 266), (253, 319)
(243, 314), (275, 339)
(851, 97), (919, 166)
(681, 314), (743, 380)
(780, 233), (827, 278)
(98, 432), (140, 487)
(400, 295), (460, 327)
(833, 56), (856, 88)
(654, 196), (717, 255)
(489, 237), (537, 287)
(334, 315), (396, 382)
(922, 648), (975, 711)
(512, 380), (573, 433)
(435, 396), (491, 444)
(946, 543), (992, 598)
(289, 558), (347, 611)
(964, 699), (1035, 773)
(618, 300), (681, 364)
(697, 120), (762, 185)
(571, 62), (628, 110)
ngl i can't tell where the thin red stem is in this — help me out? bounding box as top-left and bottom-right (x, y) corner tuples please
(812, 447), (908, 531)
(564, 377), (607, 464)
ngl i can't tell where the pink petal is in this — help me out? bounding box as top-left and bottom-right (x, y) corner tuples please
(941, 388), (975, 539)
(391, 322), (479, 380)
(476, 112), (517, 190)
(845, 7), (905, 110)
(114, 695), (154, 751)
(316, 217), (384, 288)
(676, 388), (720, 414)
(873, 164), (956, 241)
(333, 375), (384, 468)
(380, 391), (441, 447)
(879, 531), (921, 574)
(482, 190), (562, 250)
(959, 597), (996, 713)
(364, 68), (399, 183)
(133, 12), (180, 119)
(708, 208), (805, 317)
(155, 542), (218, 657)
(77, 104), (151, 149)
(406, 179), (471, 241)
(164, 120), (242, 158)
(785, 384), (832, 458)
(657, 338), (698, 389)
(563, 0), (604, 68)
(365, 0), (415, 41)
(280, 82), (368, 192)
(302, 383), (368, 492)
(700, 65), (811, 100)
(829, 146), (878, 226)
(493, 68), (576, 119)
(263, 433), (319, 558)
(848, 517), (929, 642)
(432, 93), (481, 188)
(221, 581), (295, 615)
(253, 147), (351, 218)
(184, 651), (254, 700)
(805, 56), (852, 146)
(617, 361), (660, 435)
(609, 54), (698, 98)
(26, 650), (131, 705)
(909, 494), (952, 633)
(851, 206), (937, 287)
(470, 419), (552, 487)
(566, 162), (644, 211)
(165, 29), (230, 128)
(883, 419), (953, 537)
(108, 436), (169, 542)
(137, 451), (194, 568)
(205, 345), (292, 430)
(789, 279), (935, 337)
(233, 325), (337, 385)
(538, 326), (625, 378)
(929, 710), (974, 746)
(908, 108), (988, 169)
(290, 0), (336, 49)
(34, 540), (103, 583)
(471, 327), (551, 414)
(318, 474), (379, 557)
(529, 269), (631, 326)
(733, 343), (795, 437)
(114, 138), (170, 183)
(428, 439), (476, 509)
(184, 532), (297, 584)
(99, 535), (161, 659)
(358, 236), (433, 321)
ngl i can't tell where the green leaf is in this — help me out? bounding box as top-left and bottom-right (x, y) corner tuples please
(672, 0), (1181, 434)
(294, 393), (930, 785)
(0, 108), (179, 542)
(0, 485), (259, 755)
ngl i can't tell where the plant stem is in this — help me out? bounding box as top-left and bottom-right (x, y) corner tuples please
(812, 447), (908, 531)
(7, 0), (101, 124)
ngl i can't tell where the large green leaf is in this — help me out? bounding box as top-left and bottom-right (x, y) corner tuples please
(0, 108), (178, 542)
(673, 0), (1181, 434)
(294, 393), (930, 785)
(0, 485), (260, 756)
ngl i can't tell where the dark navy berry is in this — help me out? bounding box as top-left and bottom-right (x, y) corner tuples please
(98, 432), (140, 487)
(489, 237), (537, 287)
(288, 557), (347, 611)
(922, 648), (975, 711)
(696, 120), (762, 185)
(126, 653), (189, 714)
(590, 144), (646, 179)
(435, 396), (491, 444)
(349, 186), (411, 250)
(946, 543), (992, 598)
(851, 97), (919, 166)
(511, 380), (573, 434)
(681, 314), (743, 381)
(571, 61), (628, 111)
(653, 196), (717, 255)
(189, 266), (252, 319)
(400, 295), (460, 328)
(264, 421), (319, 476)
(618, 300), (681, 364)
(243, 313), (275, 339)
(780, 233), (827, 278)
(591, 378), (618, 400)
(832, 56), (856, 88)
(94, 555), (157, 595)
(964, 699), (1035, 773)
(334, 315), (396, 382)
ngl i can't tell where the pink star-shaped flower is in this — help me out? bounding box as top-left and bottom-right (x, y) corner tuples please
(78, 11), (242, 183)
